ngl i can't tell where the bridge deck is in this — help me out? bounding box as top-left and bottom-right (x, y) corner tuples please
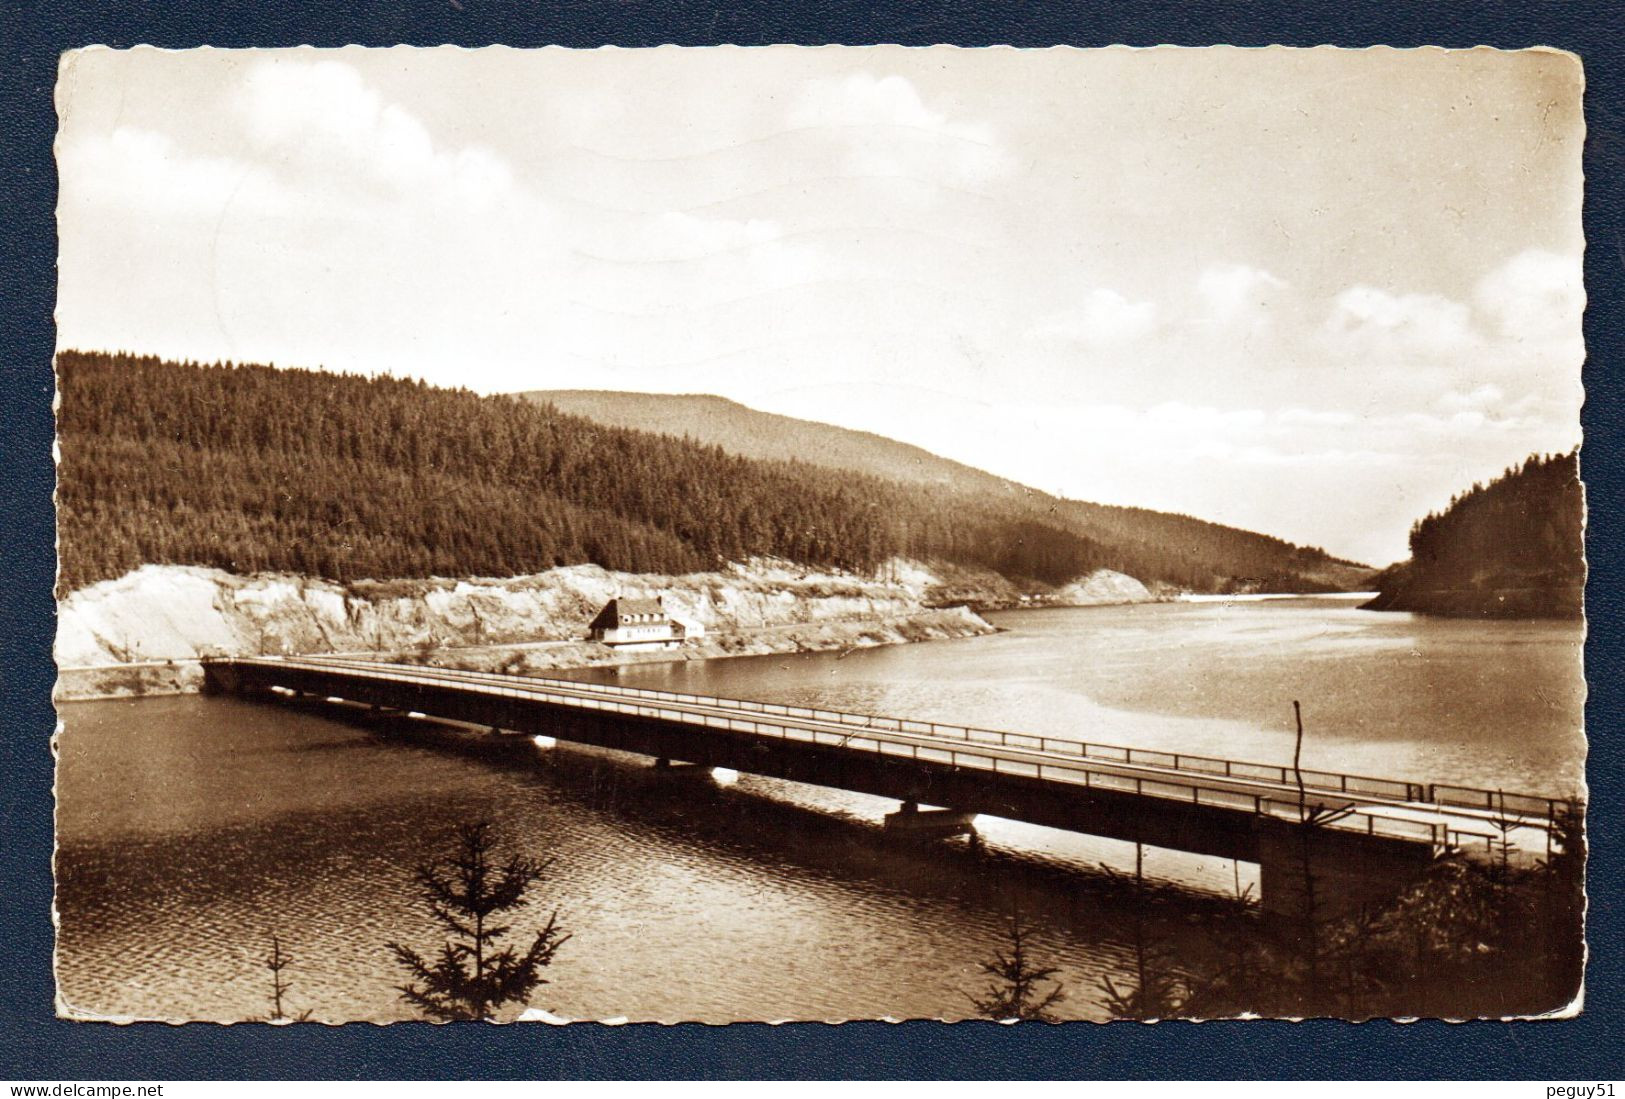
(222, 656), (1575, 856)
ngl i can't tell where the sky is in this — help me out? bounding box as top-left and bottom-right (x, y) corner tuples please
(54, 46), (1585, 565)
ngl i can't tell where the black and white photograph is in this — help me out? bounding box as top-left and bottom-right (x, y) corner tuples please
(51, 44), (1586, 1024)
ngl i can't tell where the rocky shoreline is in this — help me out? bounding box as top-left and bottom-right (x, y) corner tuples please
(50, 557), (1178, 701)
(53, 559), (1023, 701)
(54, 606), (999, 702)
(420, 605), (996, 680)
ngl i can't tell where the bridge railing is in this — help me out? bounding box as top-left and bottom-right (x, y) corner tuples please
(371, 664), (1431, 798)
(239, 657), (1521, 850)
(273, 656), (1578, 822)
(501, 676), (1522, 810)
(593, 681), (1577, 820)
(1425, 784), (1576, 818)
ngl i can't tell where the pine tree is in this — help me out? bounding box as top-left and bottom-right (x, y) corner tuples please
(387, 821), (571, 1021)
(966, 901), (1067, 1022)
(260, 933), (312, 1022)
(1097, 842), (1182, 1019)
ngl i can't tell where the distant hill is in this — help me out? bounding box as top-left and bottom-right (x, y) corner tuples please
(525, 391), (1026, 498)
(526, 389), (1372, 593)
(1363, 451), (1584, 618)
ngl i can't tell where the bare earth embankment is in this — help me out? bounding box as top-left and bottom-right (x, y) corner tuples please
(53, 559), (1168, 701)
(56, 559), (1101, 700)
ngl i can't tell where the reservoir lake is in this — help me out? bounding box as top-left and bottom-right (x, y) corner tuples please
(55, 596), (1585, 1023)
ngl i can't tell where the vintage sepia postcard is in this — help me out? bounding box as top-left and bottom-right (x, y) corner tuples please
(51, 44), (1585, 1024)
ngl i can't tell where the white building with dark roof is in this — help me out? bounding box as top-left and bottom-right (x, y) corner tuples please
(586, 597), (691, 650)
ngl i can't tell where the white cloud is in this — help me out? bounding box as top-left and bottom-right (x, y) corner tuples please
(1322, 285), (1475, 357)
(58, 126), (286, 218)
(790, 72), (983, 141)
(1474, 248), (1584, 344)
(584, 212), (822, 286)
(61, 62), (522, 230)
(1047, 399), (1540, 473)
(238, 62), (825, 297)
(239, 59), (514, 207)
(1147, 401), (1268, 434)
(1275, 407), (1360, 428)
(63, 58), (851, 376)
(1435, 384), (1505, 414)
(1031, 288), (1158, 347)
(1196, 264), (1287, 328)
(1314, 251), (1580, 373)
(788, 73), (1011, 186)
(652, 212), (781, 253)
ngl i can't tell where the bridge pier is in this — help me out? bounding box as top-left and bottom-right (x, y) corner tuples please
(652, 757), (708, 773)
(200, 661), (240, 696)
(884, 801), (978, 840)
(1255, 819), (1436, 923)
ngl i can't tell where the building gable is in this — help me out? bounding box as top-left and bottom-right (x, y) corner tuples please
(588, 596), (676, 639)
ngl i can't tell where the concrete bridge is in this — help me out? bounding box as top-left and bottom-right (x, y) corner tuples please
(203, 656), (1579, 919)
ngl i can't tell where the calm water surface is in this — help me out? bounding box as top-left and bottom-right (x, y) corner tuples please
(55, 597), (1584, 1022)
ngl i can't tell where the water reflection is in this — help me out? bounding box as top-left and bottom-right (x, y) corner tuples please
(60, 696), (1225, 1022)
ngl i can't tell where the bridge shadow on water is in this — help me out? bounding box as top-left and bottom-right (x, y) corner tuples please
(316, 697), (1257, 956)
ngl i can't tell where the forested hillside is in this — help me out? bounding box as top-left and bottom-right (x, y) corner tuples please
(1364, 451), (1584, 618)
(531, 389), (1370, 592)
(57, 352), (1360, 596)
